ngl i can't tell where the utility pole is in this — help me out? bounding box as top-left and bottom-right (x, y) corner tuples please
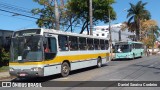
(108, 0), (113, 60)
(89, 0), (93, 35)
(54, 0), (60, 30)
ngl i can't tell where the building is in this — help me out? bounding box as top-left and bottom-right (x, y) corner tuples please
(0, 30), (13, 50)
(0, 30), (13, 66)
(83, 23), (135, 44)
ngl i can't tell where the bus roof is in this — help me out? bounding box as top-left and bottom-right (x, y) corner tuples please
(42, 28), (109, 40)
(13, 28), (109, 40)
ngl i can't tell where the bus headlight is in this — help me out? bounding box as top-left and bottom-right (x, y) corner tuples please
(9, 67), (14, 71)
(31, 67), (42, 71)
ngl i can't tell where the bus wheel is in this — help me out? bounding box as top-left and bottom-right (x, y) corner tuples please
(61, 62), (70, 77)
(97, 58), (102, 68)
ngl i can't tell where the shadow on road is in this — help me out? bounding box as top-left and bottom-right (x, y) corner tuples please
(112, 57), (142, 61)
(11, 65), (107, 82)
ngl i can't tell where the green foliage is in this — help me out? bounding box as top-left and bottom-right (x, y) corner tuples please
(32, 0), (56, 29)
(67, 0), (116, 33)
(148, 26), (159, 46)
(0, 66), (9, 72)
(127, 1), (151, 40)
(1, 48), (10, 62)
(142, 25), (160, 52)
(0, 48), (9, 67)
(32, 0), (116, 33)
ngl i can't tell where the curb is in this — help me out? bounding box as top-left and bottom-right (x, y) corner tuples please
(0, 71), (14, 80)
(0, 76), (15, 80)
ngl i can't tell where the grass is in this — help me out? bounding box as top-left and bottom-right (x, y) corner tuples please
(0, 66), (9, 72)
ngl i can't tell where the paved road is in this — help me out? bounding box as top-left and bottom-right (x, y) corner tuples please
(1, 55), (160, 90)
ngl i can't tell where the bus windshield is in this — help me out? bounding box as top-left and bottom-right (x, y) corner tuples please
(114, 44), (131, 53)
(11, 35), (43, 62)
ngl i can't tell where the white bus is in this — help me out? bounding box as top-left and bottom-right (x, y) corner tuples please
(9, 28), (111, 77)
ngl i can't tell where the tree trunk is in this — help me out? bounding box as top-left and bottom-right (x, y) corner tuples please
(80, 21), (88, 34)
(152, 45), (154, 53)
(136, 29), (140, 41)
(54, 0), (60, 30)
(135, 19), (140, 41)
(87, 21), (89, 35)
(152, 39), (154, 54)
(70, 17), (73, 32)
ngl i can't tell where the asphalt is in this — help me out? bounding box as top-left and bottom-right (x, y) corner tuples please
(0, 55), (160, 90)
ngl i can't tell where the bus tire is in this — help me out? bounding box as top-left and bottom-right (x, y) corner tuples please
(61, 62), (70, 77)
(97, 57), (102, 68)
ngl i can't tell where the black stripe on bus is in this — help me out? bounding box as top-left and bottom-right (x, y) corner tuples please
(44, 58), (98, 67)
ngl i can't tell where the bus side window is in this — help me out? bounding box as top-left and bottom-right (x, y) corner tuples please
(94, 39), (100, 50)
(87, 38), (94, 50)
(43, 38), (49, 52)
(69, 36), (78, 51)
(44, 37), (57, 60)
(58, 35), (68, 51)
(132, 44), (135, 49)
(79, 37), (87, 50)
(105, 40), (109, 50)
(100, 40), (105, 50)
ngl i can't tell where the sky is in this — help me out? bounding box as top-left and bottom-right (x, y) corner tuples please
(0, 0), (160, 33)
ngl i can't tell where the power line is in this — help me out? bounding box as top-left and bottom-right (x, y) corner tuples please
(0, 9), (38, 19)
(0, 1), (40, 16)
(0, 8), (82, 27)
(0, 13), (35, 22)
(0, 1), (32, 14)
(0, 1), (83, 29)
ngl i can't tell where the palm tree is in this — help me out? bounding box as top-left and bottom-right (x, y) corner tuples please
(127, 1), (151, 41)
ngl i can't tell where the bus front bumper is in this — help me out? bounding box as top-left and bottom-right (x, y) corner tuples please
(9, 68), (44, 77)
(115, 54), (132, 59)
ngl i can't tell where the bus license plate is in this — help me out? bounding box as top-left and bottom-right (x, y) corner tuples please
(19, 73), (26, 76)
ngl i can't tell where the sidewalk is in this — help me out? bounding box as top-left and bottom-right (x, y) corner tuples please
(0, 71), (11, 80)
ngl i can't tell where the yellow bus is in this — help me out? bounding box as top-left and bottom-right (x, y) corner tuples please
(9, 28), (111, 77)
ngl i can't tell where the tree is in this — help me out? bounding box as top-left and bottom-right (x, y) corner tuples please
(32, 0), (56, 29)
(141, 20), (157, 39)
(0, 48), (9, 66)
(127, 1), (151, 40)
(32, 0), (80, 32)
(32, 0), (116, 33)
(148, 25), (159, 52)
(66, 0), (116, 34)
(141, 20), (160, 52)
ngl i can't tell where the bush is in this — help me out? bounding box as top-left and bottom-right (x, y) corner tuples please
(0, 48), (9, 66)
